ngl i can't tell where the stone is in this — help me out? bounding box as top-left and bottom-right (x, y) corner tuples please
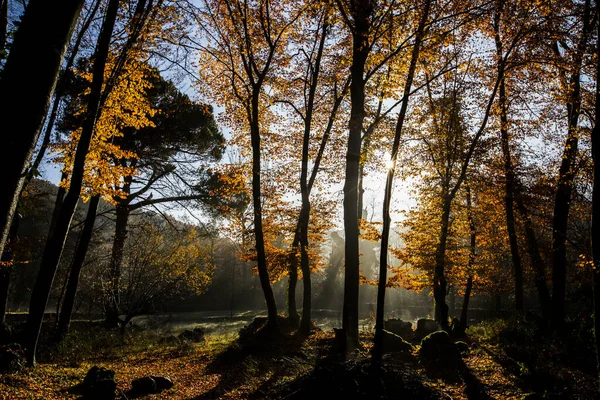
(151, 375), (174, 390)
(81, 366), (117, 399)
(455, 341), (470, 354)
(415, 319), (440, 339)
(382, 330), (414, 354)
(0, 343), (25, 373)
(131, 376), (157, 395)
(384, 319), (413, 339)
(178, 327), (205, 343)
(419, 331), (460, 363)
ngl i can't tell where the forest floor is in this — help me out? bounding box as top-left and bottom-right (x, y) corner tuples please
(0, 316), (598, 399)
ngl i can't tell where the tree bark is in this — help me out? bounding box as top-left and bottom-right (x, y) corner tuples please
(23, 0), (120, 366)
(458, 185), (476, 334)
(250, 89), (278, 327)
(551, 0), (591, 328)
(0, 0), (84, 259)
(0, 215), (19, 327)
(342, 0), (373, 352)
(434, 198), (452, 329)
(514, 189), (551, 319)
(590, 0), (600, 387)
(106, 203), (130, 324)
(287, 252), (299, 326)
(373, 0), (430, 363)
(55, 195), (100, 341)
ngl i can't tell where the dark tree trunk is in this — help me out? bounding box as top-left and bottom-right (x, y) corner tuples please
(23, 0), (102, 190)
(342, 0), (373, 352)
(298, 207), (312, 335)
(372, 0), (430, 363)
(287, 252), (299, 326)
(591, 0), (600, 387)
(0, 215), (19, 327)
(250, 89), (278, 327)
(106, 203), (130, 324)
(55, 195), (100, 341)
(23, 0), (120, 366)
(0, 0), (7, 63)
(0, 0), (84, 258)
(494, 6), (523, 311)
(514, 190), (551, 319)
(551, 0), (591, 328)
(434, 198), (451, 329)
(458, 185), (476, 334)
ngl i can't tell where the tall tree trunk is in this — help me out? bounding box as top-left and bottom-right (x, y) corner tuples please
(106, 203), (130, 325)
(23, 0), (102, 190)
(0, 0), (8, 63)
(298, 207), (312, 335)
(342, 0), (373, 352)
(372, 0), (430, 363)
(551, 0), (591, 328)
(0, 0), (84, 259)
(287, 253), (299, 326)
(0, 216), (19, 327)
(514, 190), (551, 319)
(458, 185), (476, 334)
(250, 89), (278, 327)
(23, 0), (120, 366)
(590, 0), (600, 387)
(55, 195), (100, 341)
(494, 5), (523, 311)
(434, 198), (452, 329)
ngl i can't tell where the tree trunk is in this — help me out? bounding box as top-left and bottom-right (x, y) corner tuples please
(590, 0), (600, 387)
(298, 206), (312, 335)
(0, 215), (19, 327)
(434, 197), (452, 329)
(250, 89), (278, 328)
(342, 0), (372, 352)
(55, 195), (100, 341)
(514, 190), (551, 320)
(0, 0), (8, 63)
(0, 0), (84, 259)
(106, 203), (130, 324)
(287, 252), (299, 326)
(458, 185), (476, 333)
(551, 0), (591, 328)
(23, 0), (120, 366)
(372, 0), (430, 363)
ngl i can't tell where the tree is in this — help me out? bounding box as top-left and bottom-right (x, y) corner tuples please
(23, 0), (120, 366)
(0, 0), (84, 260)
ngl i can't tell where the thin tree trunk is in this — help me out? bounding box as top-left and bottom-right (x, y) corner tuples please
(459, 185), (476, 334)
(287, 253), (299, 326)
(0, 0), (84, 259)
(23, 0), (120, 366)
(23, 0), (102, 191)
(434, 198), (452, 329)
(250, 89), (278, 328)
(342, 0), (372, 352)
(55, 195), (100, 341)
(514, 189), (551, 319)
(373, 0), (430, 363)
(106, 203), (130, 325)
(551, 0), (591, 328)
(590, 0), (600, 387)
(0, 216), (19, 327)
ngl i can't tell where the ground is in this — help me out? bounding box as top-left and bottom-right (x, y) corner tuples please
(0, 317), (598, 399)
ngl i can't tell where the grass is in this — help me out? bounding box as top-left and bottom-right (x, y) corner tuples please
(1, 317), (598, 399)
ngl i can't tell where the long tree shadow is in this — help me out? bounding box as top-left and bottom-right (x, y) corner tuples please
(189, 317), (308, 399)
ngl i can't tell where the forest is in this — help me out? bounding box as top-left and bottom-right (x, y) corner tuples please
(0, 0), (599, 398)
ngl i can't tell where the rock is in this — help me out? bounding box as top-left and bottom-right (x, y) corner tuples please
(0, 343), (25, 373)
(81, 366), (117, 399)
(419, 331), (460, 363)
(415, 319), (440, 339)
(455, 341), (470, 354)
(151, 375), (174, 390)
(382, 330), (413, 354)
(158, 335), (180, 345)
(178, 327), (205, 343)
(384, 319), (413, 339)
(131, 376), (157, 395)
